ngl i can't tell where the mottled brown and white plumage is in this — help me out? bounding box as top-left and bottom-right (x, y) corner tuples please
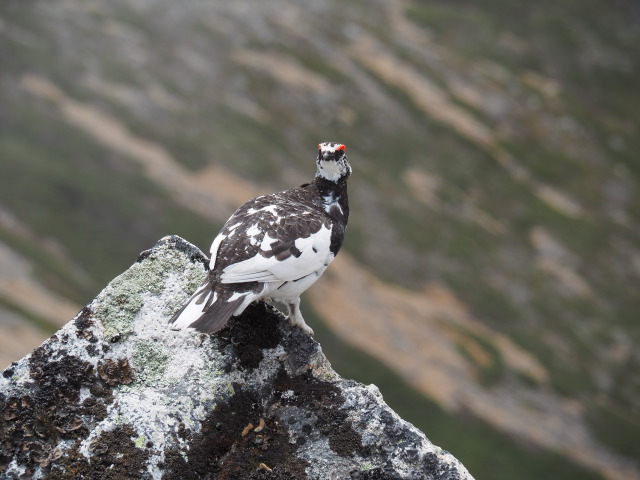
(169, 142), (351, 335)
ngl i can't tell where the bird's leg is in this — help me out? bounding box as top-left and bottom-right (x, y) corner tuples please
(286, 297), (314, 336)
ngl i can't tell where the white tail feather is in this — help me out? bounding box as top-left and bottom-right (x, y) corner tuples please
(169, 291), (217, 330)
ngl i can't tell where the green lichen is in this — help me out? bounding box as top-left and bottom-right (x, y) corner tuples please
(114, 414), (129, 426)
(193, 367), (232, 403)
(131, 340), (171, 387)
(142, 246), (202, 296)
(134, 435), (145, 448)
(224, 381), (234, 396)
(94, 244), (205, 342)
(359, 462), (375, 471)
(94, 263), (156, 342)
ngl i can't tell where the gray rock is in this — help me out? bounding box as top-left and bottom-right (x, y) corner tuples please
(0, 235), (474, 480)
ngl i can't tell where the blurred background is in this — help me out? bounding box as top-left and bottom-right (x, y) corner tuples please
(1, 0), (639, 478)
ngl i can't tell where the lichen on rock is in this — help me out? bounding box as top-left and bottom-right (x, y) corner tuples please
(0, 235), (474, 480)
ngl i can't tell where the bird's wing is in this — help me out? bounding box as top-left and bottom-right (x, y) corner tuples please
(211, 194), (334, 284)
(221, 222), (334, 283)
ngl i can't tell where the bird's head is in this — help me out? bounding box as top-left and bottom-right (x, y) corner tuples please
(316, 142), (352, 182)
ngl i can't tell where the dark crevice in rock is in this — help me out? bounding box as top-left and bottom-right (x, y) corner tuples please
(74, 306), (98, 344)
(422, 452), (463, 480)
(273, 368), (364, 459)
(163, 384), (309, 480)
(74, 306), (93, 333)
(280, 324), (320, 373)
(0, 341), (123, 477)
(97, 358), (135, 386)
(216, 302), (284, 371)
(44, 424), (150, 480)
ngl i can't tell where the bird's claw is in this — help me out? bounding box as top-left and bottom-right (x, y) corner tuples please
(288, 315), (314, 336)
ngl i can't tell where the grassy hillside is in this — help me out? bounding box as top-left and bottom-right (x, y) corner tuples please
(1, 0), (639, 478)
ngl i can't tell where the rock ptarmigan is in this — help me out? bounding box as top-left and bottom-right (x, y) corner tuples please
(169, 142), (351, 336)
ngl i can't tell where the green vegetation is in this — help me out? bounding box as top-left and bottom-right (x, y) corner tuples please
(0, 224), (94, 304)
(0, 96), (213, 300)
(1, 0), (638, 476)
(453, 327), (505, 386)
(308, 308), (604, 480)
(0, 297), (58, 336)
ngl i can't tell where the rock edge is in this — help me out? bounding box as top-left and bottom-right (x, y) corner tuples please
(0, 235), (474, 480)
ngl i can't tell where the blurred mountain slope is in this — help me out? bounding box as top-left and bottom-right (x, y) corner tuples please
(1, 0), (639, 479)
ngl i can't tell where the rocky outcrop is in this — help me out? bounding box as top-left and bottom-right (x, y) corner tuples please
(0, 236), (474, 480)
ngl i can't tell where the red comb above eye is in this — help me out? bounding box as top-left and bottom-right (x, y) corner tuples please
(318, 144), (322, 149)
(337, 144), (346, 151)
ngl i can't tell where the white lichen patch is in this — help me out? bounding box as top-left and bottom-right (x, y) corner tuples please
(0, 356), (32, 392)
(295, 434), (354, 478)
(160, 271), (203, 318)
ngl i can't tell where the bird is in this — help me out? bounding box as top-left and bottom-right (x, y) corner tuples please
(169, 142), (352, 336)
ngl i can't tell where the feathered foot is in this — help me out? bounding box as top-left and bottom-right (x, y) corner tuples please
(285, 297), (314, 336)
